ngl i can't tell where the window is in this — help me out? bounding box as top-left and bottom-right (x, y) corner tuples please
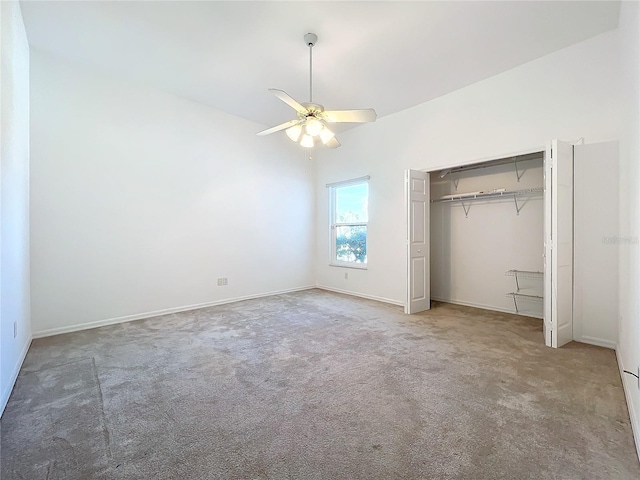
(329, 177), (369, 267)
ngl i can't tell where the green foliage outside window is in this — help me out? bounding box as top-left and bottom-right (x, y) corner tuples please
(336, 226), (367, 263)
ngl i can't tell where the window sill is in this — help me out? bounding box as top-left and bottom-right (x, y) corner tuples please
(329, 263), (368, 270)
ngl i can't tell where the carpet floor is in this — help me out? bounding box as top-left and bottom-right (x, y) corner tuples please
(1, 289), (639, 479)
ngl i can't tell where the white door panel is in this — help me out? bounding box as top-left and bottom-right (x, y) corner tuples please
(544, 139), (574, 348)
(406, 169), (430, 314)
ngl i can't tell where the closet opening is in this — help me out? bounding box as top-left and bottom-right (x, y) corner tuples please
(429, 150), (545, 324)
(408, 139), (620, 349)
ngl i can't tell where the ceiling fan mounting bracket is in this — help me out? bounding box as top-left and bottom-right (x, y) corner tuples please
(301, 102), (324, 116)
(304, 33), (317, 47)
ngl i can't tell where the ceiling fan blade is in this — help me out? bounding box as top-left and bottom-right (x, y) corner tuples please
(256, 119), (301, 136)
(325, 136), (341, 149)
(269, 89), (307, 114)
(323, 109), (377, 123)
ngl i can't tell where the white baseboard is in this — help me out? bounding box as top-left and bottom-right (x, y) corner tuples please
(32, 285), (316, 339)
(577, 335), (617, 350)
(430, 296), (543, 319)
(616, 346), (640, 463)
(0, 335), (32, 418)
(315, 285), (405, 307)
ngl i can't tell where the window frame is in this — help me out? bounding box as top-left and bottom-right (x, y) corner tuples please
(328, 176), (369, 269)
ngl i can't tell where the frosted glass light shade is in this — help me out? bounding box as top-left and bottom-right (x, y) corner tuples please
(305, 117), (323, 136)
(286, 124), (303, 142)
(319, 127), (335, 144)
(300, 134), (314, 148)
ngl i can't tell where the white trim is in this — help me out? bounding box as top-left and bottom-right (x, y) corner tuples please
(333, 222), (368, 227)
(325, 175), (370, 188)
(575, 336), (616, 350)
(430, 296), (543, 319)
(329, 262), (367, 270)
(32, 286), (316, 339)
(315, 285), (404, 307)
(0, 336), (32, 418)
(616, 346), (640, 463)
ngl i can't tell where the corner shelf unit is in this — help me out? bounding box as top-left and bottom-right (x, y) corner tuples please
(505, 269), (543, 313)
(431, 187), (543, 217)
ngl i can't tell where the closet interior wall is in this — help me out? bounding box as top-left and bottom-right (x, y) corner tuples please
(430, 154), (544, 318)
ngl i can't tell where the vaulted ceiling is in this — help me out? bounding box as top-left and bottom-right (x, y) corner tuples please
(21, 1), (620, 131)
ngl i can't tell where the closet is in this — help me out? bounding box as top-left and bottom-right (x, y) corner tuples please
(406, 140), (577, 348)
(407, 140), (620, 349)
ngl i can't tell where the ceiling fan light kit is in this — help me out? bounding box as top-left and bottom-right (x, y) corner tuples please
(300, 134), (314, 148)
(286, 124), (303, 142)
(305, 117), (324, 136)
(319, 127), (335, 144)
(256, 33), (377, 150)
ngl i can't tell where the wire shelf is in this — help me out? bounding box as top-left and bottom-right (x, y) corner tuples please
(506, 270), (543, 313)
(506, 292), (543, 300)
(431, 187), (543, 217)
(431, 187), (543, 203)
(505, 270), (544, 279)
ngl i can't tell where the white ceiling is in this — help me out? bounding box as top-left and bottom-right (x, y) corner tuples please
(20, 1), (620, 131)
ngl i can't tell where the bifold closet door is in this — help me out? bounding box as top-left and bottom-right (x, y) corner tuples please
(405, 169), (430, 314)
(544, 139), (574, 348)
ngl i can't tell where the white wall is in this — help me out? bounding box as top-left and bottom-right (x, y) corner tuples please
(616, 0), (640, 461)
(574, 141), (619, 349)
(30, 50), (315, 337)
(430, 158), (544, 317)
(316, 29), (622, 307)
(0, 0), (31, 416)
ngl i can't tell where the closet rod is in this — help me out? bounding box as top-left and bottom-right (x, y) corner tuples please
(431, 187), (543, 204)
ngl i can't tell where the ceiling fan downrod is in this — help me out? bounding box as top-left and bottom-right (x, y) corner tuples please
(304, 33), (317, 103)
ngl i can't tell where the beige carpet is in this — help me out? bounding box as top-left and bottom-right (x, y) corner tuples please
(1, 289), (638, 479)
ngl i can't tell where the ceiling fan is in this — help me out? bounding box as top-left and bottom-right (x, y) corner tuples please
(256, 33), (377, 149)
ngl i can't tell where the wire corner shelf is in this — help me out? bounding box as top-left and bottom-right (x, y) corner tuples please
(506, 269), (544, 313)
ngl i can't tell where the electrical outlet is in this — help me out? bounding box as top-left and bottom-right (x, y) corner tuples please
(217, 278), (224, 287)
(344, 272), (348, 280)
(223, 278), (228, 286)
(13, 322), (17, 338)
